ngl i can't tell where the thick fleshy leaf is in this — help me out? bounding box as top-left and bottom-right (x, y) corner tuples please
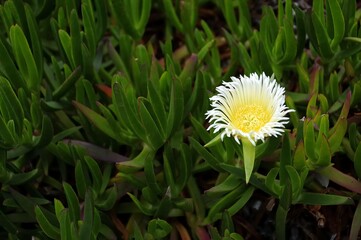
(354, 142), (361, 179)
(75, 160), (89, 199)
(139, 98), (165, 150)
(205, 174), (241, 198)
(317, 165), (361, 194)
(0, 210), (17, 234)
(265, 168), (281, 196)
(205, 184), (245, 223)
(147, 79), (167, 134)
(95, 186), (117, 211)
(58, 209), (72, 240)
(166, 77), (184, 137)
(147, 219), (172, 239)
(116, 145), (154, 173)
(84, 156), (102, 193)
(316, 134), (331, 167)
(162, 0), (183, 32)
(127, 193), (154, 216)
(9, 25), (40, 91)
(293, 141), (306, 172)
(327, 0), (345, 50)
(0, 37), (26, 91)
(53, 66), (82, 100)
(63, 182), (80, 222)
(82, 2), (96, 56)
(350, 199), (361, 240)
(297, 192), (354, 205)
(0, 77), (24, 136)
(190, 137), (224, 172)
(328, 91), (350, 153)
(79, 190), (94, 240)
(72, 101), (119, 142)
(7, 169), (40, 186)
(241, 138), (256, 184)
(112, 79), (146, 140)
(35, 206), (60, 239)
(10, 188), (37, 219)
(279, 133), (291, 186)
(220, 163), (274, 196)
(303, 119), (317, 162)
(34, 115), (54, 148)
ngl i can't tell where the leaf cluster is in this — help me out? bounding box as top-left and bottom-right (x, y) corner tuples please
(0, 0), (361, 239)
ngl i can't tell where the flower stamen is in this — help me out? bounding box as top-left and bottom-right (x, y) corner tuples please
(231, 104), (271, 132)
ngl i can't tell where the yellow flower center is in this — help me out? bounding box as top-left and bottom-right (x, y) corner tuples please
(231, 104), (271, 132)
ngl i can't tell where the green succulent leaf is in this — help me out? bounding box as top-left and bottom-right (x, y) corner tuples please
(35, 206), (60, 239)
(73, 101), (119, 142)
(0, 210), (18, 234)
(350, 200), (361, 240)
(354, 142), (361, 179)
(9, 25), (40, 91)
(297, 192), (354, 205)
(327, 0), (345, 50)
(205, 184), (246, 223)
(95, 185), (117, 211)
(265, 168), (281, 196)
(190, 137), (224, 172)
(63, 182), (80, 223)
(79, 190), (94, 240)
(147, 219), (172, 239)
(0, 76), (24, 137)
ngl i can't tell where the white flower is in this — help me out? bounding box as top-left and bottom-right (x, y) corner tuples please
(206, 72), (294, 146)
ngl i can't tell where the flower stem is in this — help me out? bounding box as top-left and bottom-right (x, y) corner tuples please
(241, 138), (256, 184)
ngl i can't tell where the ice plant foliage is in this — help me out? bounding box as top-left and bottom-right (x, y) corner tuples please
(206, 73), (294, 183)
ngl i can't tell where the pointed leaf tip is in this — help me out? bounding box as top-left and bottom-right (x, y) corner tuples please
(241, 138), (256, 184)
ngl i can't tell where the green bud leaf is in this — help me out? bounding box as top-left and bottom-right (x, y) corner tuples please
(293, 141), (306, 170)
(127, 192), (154, 216)
(95, 186), (117, 211)
(116, 145), (154, 173)
(147, 219), (172, 239)
(54, 198), (65, 220)
(303, 119), (317, 161)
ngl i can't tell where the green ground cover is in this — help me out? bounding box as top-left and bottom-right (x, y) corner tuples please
(0, 0), (361, 239)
